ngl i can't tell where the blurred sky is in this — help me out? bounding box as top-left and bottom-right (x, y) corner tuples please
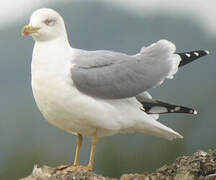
(0, 1), (215, 179)
(1, 0), (216, 37)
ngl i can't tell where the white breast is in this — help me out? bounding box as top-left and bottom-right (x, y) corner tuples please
(31, 44), (122, 136)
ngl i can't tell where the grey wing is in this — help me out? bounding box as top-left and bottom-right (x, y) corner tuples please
(71, 40), (181, 99)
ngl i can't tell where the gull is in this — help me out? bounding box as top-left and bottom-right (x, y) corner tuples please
(22, 8), (209, 171)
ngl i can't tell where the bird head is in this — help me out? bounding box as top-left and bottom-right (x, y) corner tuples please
(22, 8), (67, 42)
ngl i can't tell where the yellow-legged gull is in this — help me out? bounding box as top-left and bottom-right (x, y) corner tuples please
(22, 8), (209, 171)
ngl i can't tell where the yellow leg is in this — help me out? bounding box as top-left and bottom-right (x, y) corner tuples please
(58, 133), (97, 172)
(73, 133), (83, 166)
(87, 134), (98, 170)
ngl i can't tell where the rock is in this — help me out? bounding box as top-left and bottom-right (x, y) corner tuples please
(20, 149), (216, 180)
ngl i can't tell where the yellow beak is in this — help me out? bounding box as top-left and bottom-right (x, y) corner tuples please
(22, 25), (40, 36)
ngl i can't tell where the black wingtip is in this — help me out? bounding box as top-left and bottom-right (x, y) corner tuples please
(177, 50), (210, 67)
(141, 100), (198, 115)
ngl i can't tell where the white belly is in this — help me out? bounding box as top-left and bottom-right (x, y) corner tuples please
(33, 74), (108, 137)
(31, 58), (139, 136)
(31, 64), (150, 137)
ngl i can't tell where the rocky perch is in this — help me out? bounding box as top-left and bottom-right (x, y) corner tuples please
(20, 149), (216, 180)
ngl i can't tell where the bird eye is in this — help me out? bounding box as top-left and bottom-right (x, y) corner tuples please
(44, 19), (55, 26)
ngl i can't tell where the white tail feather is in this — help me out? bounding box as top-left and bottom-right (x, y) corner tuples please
(136, 118), (183, 141)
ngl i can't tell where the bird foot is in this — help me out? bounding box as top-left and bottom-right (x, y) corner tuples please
(56, 165), (92, 172)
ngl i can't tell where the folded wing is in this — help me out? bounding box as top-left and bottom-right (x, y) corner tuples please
(71, 40), (180, 99)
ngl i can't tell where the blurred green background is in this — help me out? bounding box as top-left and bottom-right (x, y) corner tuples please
(0, 1), (215, 179)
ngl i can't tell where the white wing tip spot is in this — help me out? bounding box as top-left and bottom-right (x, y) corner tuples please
(205, 50), (210, 55)
(140, 107), (145, 111)
(193, 110), (198, 114)
(174, 107), (181, 111)
(185, 53), (191, 57)
(194, 52), (199, 56)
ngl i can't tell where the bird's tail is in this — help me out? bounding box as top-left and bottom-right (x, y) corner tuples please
(136, 116), (183, 141)
(177, 50), (209, 67)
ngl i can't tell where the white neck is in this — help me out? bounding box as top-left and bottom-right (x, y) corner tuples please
(33, 35), (72, 60)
